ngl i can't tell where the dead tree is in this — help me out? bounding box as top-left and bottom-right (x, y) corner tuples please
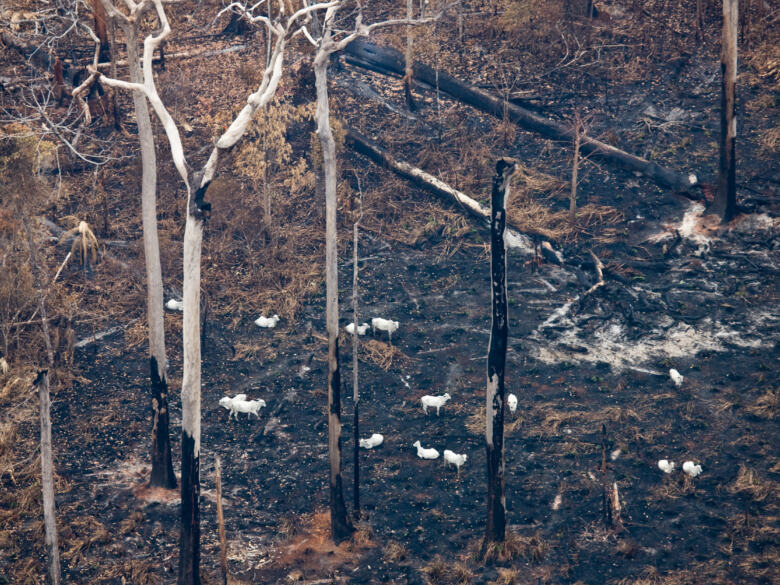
(351, 177), (363, 518)
(305, 2), (438, 543)
(19, 214), (61, 585)
(99, 0), (176, 490)
(714, 0), (738, 222)
(403, 0), (416, 111)
(484, 158), (517, 549)
(570, 114), (583, 223)
(91, 0), (111, 63)
(343, 40), (700, 193)
(95, 1), (334, 580)
(312, 9), (355, 544)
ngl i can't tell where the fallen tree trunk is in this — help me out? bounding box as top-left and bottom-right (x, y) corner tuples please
(344, 40), (700, 194)
(345, 128), (537, 253)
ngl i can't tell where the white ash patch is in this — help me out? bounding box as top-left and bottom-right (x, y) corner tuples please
(530, 317), (766, 372)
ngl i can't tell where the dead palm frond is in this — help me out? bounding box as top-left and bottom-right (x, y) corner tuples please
(60, 218), (99, 269)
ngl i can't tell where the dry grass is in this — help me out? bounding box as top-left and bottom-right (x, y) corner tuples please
(61, 515), (111, 565)
(420, 557), (474, 585)
(728, 466), (780, 503)
(382, 540), (410, 564)
(491, 568), (519, 585)
(360, 339), (412, 371)
(746, 389), (778, 419)
(480, 530), (548, 564)
(465, 404), (522, 437)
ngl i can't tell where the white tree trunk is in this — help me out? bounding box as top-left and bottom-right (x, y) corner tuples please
(314, 52), (353, 543)
(179, 209), (203, 585)
(124, 19), (176, 489)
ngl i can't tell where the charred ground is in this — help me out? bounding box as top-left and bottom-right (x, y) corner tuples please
(0, 1), (778, 584)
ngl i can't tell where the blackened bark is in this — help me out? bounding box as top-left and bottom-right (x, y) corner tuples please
(353, 400), (359, 515)
(484, 159), (514, 547)
(344, 40), (698, 193)
(149, 356), (176, 488)
(601, 424), (612, 528)
(352, 213), (360, 518)
(315, 52), (354, 544)
(179, 432), (200, 585)
(328, 340), (353, 541)
(714, 0), (738, 222)
(215, 456), (227, 585)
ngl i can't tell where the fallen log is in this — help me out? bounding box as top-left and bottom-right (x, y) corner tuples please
(344, 40), (700, 194)
(345, 128), (540, 254)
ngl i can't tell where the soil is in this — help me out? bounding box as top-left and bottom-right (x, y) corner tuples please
(0, 1), (778, 584)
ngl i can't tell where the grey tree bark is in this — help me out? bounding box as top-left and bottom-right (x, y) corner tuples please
(122, 14), (176, 490)
(314, 45), (354, 543)
(95, 2), (329, 580)
(20, 216), (61, 585)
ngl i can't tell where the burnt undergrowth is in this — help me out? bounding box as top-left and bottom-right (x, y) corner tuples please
(0, 0), (778, 584)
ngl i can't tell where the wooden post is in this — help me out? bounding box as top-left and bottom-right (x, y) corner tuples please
(715, 0), (738, 222)
(484, 159), (516, 548)
(215, 456), (228, 585)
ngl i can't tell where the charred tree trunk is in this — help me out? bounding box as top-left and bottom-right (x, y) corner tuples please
(714, 0), (738, 222)
(343, 40), (698, 193)
(352, 192), (362, 518)
(124, 20), (176, 490)
(314, 53), (354, 544)
(215, 456), (228, 585)
(20, 217), (61, 585)
(179, 194), (205, 584)
(601, 424), (612, 528)
(483, 159), (516, 549)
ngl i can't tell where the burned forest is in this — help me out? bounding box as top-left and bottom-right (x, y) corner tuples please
(0, 1), (778, 584)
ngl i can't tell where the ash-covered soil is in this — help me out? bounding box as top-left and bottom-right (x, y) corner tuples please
(53, 196), (779, 585)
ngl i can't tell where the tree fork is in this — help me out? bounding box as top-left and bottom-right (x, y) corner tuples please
(484, 159), (516, 549)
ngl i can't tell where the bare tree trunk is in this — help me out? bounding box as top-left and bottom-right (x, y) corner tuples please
(403, 0), (416, 111)
(124, 21), (176, 490)
(600, 424), (612, 528)
(715, 0), (738, 222)
(108, 17), (121, 130)
(483, 159), (516, 549)
(351, 184), (362, 518)
(696, 0), (704, 41)
(314, 54), (353, 544)
(179, 204), (204, 585)
(570, 117), (582, 223)
(215, 455), (228, 585)
(20, 217), (61, 585)
(92, 0), (111, 63)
